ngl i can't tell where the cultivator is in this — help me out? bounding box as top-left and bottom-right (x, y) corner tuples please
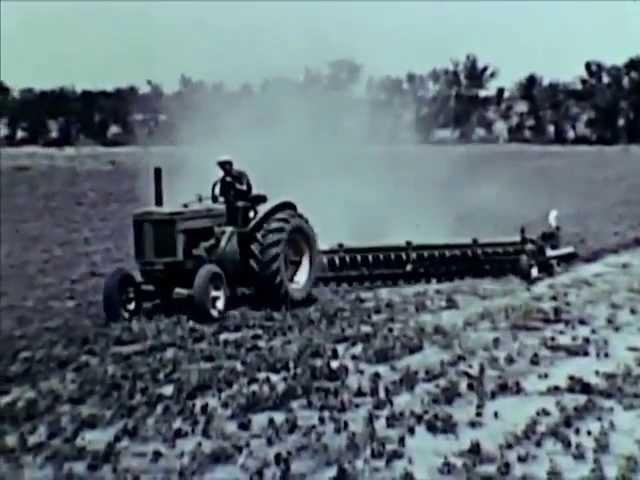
(317, 214), (578, 287)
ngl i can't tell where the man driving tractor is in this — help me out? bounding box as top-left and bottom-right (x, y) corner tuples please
(211, 155), (253, 204)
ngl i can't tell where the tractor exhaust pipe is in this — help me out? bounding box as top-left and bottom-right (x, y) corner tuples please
(153, 166), (164, 207)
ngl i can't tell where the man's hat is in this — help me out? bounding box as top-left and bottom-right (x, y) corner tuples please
(216, 155), (233, 168)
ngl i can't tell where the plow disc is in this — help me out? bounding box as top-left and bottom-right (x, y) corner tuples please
(317, 211), (578, 287)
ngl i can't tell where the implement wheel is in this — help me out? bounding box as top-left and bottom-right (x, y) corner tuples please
(251, 210), (319, 306)
(518, 253), (540, 283)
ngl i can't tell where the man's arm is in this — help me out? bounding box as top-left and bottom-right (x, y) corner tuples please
(211, 179), (221, 202)
(235, 171), (253, 195)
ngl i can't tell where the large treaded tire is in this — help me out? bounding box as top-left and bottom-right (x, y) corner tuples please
(250, 210), (320, 306)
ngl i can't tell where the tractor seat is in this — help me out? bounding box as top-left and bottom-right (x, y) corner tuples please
(248, 193), (268, 207)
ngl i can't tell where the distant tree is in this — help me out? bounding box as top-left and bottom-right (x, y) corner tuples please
(515, 73), (547, 141)
(301, 67), (325, 92)
(623, 55), (640, 143)
(578, 60), (626, 144)
(0, 81), (11, 105)
(412, 67), (451, 141)
(38, 86), (79, 146)
(540, 81), (571, 143)
(15, 88), (49, 144)
(139, 81), (163, 118)
(325, 58), (362, 92)
(0, 82), (17, 143)
(0, 80), (10, 98)
(209, 81), (225, 96)
(452, 54), (499, 140)
(0, 81), (13, 128)
(110, 87), (136, 142)
(76, 90), (98, 142)
(405, 72), (417, 92)
(459, 53), (499, 91)
(237, 83), (253, 98)
(495, 86), (506, 107)
(0, 55), (638, 147)
(412, 54), (499, 141)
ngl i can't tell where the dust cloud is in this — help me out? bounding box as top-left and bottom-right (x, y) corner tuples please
(137, 79), (482, 247)
(135, 70), (569, 248)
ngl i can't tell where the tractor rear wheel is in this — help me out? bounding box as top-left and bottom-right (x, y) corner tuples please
(251, 210), (319, 306)
(192, 263), (229, 323)
(103, 268), (141, 323)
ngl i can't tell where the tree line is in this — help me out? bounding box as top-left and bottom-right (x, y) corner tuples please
(0, 54), (638, 147)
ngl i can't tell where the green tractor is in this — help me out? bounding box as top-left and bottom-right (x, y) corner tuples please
(102, 167), (320, 323)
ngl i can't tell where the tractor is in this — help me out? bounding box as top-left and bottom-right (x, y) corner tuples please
(102, 167), (320, 323)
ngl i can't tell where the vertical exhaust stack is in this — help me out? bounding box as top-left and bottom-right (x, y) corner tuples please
(153, 166), (164, 207)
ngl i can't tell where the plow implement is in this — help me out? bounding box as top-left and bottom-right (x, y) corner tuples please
(316, 211), (578, 287)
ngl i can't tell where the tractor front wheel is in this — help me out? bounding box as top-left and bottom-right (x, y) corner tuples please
(192, 264), (229, 323)
(103, 268), (142, 323)
(251, 210), (319, 306)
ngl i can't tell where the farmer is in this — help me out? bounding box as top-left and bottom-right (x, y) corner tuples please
(211, 155), (253, 204)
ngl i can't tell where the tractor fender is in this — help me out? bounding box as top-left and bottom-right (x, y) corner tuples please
(248, 200), (298, 235)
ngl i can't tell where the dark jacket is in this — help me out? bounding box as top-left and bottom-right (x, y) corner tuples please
(212, 168), (253, 203)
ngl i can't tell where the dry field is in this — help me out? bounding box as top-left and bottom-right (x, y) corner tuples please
(0, 145), (639, 479)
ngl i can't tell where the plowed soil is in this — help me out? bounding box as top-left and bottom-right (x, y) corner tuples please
(1, 145), (639, 479)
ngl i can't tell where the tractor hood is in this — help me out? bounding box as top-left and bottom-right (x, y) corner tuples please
(133, 204), (226, 221)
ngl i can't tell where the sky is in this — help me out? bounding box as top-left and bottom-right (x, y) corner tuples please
(1, 1), (638, 91)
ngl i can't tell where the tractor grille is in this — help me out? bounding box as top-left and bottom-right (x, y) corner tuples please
(133, 219), (178, 260)
(133, 220), (144, 259)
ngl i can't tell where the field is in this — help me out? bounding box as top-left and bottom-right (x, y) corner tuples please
(1, 145), (639, 479)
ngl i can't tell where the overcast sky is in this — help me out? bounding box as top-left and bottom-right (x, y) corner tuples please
(1, 1), (638, 91)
